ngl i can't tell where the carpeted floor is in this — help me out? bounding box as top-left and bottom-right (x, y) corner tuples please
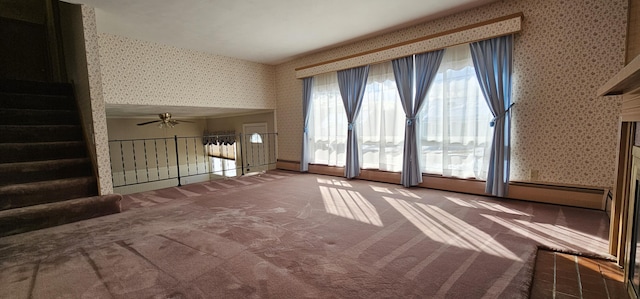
(0, 170), (610, 298)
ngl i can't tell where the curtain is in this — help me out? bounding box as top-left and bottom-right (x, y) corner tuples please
(420, 44), (493, 179)
(308, 72), (346, 167)
(337, 65), (370, 179)
(359, 62), (405, 172)
(469, 35), (513, 197)
(300, 77), (314, 172)
(393, 50), (444, 187)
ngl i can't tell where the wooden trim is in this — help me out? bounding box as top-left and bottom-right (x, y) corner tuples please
(599, 53), (640, 96)
(419, 175), (487, 195)
(275, 160), (300, 172)
(509, 181), (606, 194)
(308, 164), (344, 177)
(622, 92), (640, 122)
(614, 123), (634, 265)
(508, 183), (604, 210)
(420, 177), (604, 209)
(276, 159), (299, 164)
(624, 146), (640, 289)
(358, 169), (401, 185)
(277, 162), (605, 210)
(295, 12), (523, 73)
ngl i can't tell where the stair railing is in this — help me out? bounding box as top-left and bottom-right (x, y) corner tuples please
(108, 133), (278, 188)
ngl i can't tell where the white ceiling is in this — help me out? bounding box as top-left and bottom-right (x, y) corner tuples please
(65, 0), (496, 119)
(64, 0), (496, 65)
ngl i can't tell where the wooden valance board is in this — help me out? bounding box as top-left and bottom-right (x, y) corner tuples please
(295, 13), (523, 79)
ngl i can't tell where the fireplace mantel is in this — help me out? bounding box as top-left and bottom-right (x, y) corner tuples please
(599, 54), (640, 121)
(600, 54), (640, 96)
(600, 53), (640, 297)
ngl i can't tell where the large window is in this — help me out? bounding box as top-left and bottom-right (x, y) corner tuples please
(307, 44), (492, 180)
(419, 44), (493, 179)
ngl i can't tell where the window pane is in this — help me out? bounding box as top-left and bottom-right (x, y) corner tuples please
(308, 72), (347, 167)
(250, 133), (263, 144)
(359, 62), (405, 172)
(419, 44), (493, 179)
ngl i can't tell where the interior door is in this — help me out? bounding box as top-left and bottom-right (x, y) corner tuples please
(242, 123), (268, 173)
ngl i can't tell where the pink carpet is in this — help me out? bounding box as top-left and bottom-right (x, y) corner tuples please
(0, 170), (610, 298)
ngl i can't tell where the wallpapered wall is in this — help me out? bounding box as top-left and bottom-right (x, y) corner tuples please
(80, 5), (113, 195)
(206, 112), (275, 135)
(275, 0), (627, 188)
(629, 0), (640, 63)
(106, 118), (207, 140)
(98, 33), (277, 110)
(295, 15), (522, 78)
(60, 3), (97, 185)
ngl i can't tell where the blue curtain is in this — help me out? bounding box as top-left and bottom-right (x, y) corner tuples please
(337, 65), (370, 179)
(393, 50), (445, 187)
(300, 77), (314, 172)
(469, 35), (513, 197)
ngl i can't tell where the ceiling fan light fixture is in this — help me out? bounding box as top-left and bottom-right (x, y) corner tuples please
(138, 112), (194, 128)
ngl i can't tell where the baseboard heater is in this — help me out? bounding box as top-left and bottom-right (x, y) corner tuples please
(276, 160), (607, 210)
(508, 181), (606, 210)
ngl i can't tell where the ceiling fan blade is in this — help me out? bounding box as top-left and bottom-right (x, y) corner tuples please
(137, 120), (162, 126)
(175, 120), (195, 123)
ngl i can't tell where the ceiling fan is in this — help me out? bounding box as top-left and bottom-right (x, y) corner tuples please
(136, 113), (194, 128)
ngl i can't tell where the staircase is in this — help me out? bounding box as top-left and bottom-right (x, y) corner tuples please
(0, 80), (121, 237)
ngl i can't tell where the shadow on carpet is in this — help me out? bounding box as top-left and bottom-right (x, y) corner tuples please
(0, 170), (610, 298)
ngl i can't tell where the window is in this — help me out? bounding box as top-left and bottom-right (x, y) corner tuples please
(308, 72), (347, 167)
(205, 136), (237, 177)
(419, 44), (493, 179)
(359, 62), (405, 172)
(307, 44), (493, 180)
(250, 133), (263, 144)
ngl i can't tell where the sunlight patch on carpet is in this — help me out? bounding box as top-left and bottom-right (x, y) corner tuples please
(384, 196), (521, 261)
(369, 185), (421, 199)
(370, 186), (394, 194)
(444, 196), (531, 216)
(394, 188), (421, 199)
(444, 196), (476, 208)
(474, 200), (531, 216)
(316, 178), (352, 187)
(482, 215), (575, 248)
(319, 185), (383, 227)
(514, 219), (608, 251)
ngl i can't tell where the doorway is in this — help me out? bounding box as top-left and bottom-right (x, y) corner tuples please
(242, 123), (269, 173)
(0, 0), (65, 82)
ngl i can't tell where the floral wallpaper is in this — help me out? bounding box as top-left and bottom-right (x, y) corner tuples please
(295, 15), (522, 78)
(98, 33), (276, 110)
(82, 5), (113, 195)
(276, 0), (627, 188)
